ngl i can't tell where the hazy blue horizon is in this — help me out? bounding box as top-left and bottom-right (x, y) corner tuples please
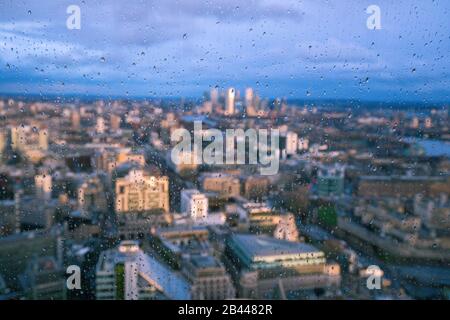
(2, 92), (448, 110)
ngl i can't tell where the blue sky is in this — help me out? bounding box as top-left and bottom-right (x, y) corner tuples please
(0, 0), (449, 102)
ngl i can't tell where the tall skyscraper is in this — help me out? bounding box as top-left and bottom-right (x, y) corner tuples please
(210, 87), (219, 104)
(225, 88), (235, 116)
(245, 87), (257, 116)
(245, 88), (253, 107)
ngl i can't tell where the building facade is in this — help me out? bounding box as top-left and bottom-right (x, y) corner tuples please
(181, 189), (209, 220)
(115, 170), (169, 213)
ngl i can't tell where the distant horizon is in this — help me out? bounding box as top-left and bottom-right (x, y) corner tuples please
(1, 92), (449, 109)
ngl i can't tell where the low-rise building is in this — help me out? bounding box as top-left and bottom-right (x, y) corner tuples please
(182, 255), (235, 300)
(96, 241), (190, 300)
(201, 173), (240, 199)
(225, 234), (341, 299)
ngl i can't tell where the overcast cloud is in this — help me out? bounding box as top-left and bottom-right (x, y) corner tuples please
(0, 0), (449, 102)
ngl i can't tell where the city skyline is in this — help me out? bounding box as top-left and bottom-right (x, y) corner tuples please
(0, 88), (449, 301)
(0, 0), (449, 304)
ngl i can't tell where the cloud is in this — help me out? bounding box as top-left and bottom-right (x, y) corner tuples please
(0, 0), (449, 102)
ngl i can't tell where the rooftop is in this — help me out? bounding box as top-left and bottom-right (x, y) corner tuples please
(231, 234), (321, 260)
(189, 255), (221, 269)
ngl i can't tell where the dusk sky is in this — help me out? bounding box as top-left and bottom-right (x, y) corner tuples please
(0, 0), (449, 102)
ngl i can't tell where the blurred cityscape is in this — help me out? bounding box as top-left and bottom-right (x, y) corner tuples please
(0, 90), (449, 300)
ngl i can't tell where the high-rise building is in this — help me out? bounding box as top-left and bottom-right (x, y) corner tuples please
(96, 241), (151, 300)
(181, 189), (209, 221)
(71, 109), (80, 130)
(35, 174), (52, 200)
(410, 117), (419, 129)
(96, 241), (190, 300)
(115, 170), (169, 213)
(210, 87), (219, 105)
(10, 126), (27, 151)
(225, 88), (235, 116)
(245, 87), (253, 106)
(245, 88), (258, 116)
(38, 128), (48, 151)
